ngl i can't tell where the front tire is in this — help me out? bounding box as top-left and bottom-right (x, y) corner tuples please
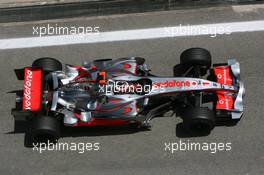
(180, 47), (212, 68)
(183, 107), (215, 134)
(174, 48), (212, 77)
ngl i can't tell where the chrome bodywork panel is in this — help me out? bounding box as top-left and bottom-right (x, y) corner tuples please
(48, 57), (244, 126)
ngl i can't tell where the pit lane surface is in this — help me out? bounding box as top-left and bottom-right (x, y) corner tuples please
(0, 4), (264, 175)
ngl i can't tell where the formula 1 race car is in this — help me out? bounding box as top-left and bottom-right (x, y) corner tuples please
(11, 48), (245, 143)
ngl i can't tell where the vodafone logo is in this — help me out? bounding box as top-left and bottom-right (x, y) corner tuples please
(22, 67), (42, 111)
(24, 69), (33, 110)
(213, 66), (233, 85)
(216, 94), (233, 110)
(219, 99), (224, 105)
(217, 74), (222, 79)
(153, 80), (191, 88)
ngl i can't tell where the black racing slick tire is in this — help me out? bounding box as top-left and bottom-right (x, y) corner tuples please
(183, 107), (215, 133)
(32, 57), (62, 73)
(94, 59), (112, 63)
(180, 48), (212, 68)
(173, 64), (190, 77)
(30, 116), (61, 143)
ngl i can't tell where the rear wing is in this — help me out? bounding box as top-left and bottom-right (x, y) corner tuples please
(14, 68), (25, 80)
(13, 67), (43, 112)
(22, 67), (42, 111)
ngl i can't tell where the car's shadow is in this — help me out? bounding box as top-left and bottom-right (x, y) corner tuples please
(61, 124), (149, 138)
(175, 120), (239, 138)
(6, 120), (239, 147)
(6, 122), (150, 147)
(175, 122), (211, 138)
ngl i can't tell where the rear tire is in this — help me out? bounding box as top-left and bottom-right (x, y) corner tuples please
(32, 57), (62, 73)
(183, 107), (215, 134)
(134, 57), (145, 65)
(30, 116), (61, 144)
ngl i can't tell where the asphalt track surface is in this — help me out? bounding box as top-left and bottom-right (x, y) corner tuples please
(0, 5), (264, 175)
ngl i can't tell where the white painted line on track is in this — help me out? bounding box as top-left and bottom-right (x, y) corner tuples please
(1, 20), (264, 50)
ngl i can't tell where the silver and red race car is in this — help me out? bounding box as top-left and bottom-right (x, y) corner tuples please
(11, 48), (245, 143)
